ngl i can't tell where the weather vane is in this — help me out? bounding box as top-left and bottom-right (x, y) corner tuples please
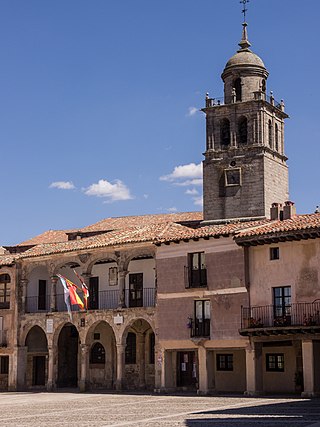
(240, 0), (249, 23)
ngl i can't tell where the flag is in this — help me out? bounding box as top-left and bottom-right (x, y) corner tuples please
(57, 274), (85, 312)
(73, 269), (89, 309)
(57, 274), (72, 321)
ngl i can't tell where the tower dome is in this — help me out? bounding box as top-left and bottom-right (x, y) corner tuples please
(221, 23), (269, 104)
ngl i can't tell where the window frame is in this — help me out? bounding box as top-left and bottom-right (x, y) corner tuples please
(0, 356), (9, 375)
(186, 252), (207, 288)
(192, 300), (211, 338)
(270, 247), (280, 261)
(90, 342), (106, 365)
(216, 354), (233, 371)
(0, 274), (10, 309)
(266, 353), (284, 372)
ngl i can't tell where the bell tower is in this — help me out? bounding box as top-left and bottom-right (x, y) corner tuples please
(202, 19), (289, 222)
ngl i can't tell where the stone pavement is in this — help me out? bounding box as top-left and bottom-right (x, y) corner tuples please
(0, 392), (319, 426)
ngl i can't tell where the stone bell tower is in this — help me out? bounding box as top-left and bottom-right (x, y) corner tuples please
(202, 22), (289, 222)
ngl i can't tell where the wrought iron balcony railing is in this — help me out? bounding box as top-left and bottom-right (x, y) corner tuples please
(189, 318), (210, 338)
(25, 287), (156, 313)
(241, 302), (320, 330)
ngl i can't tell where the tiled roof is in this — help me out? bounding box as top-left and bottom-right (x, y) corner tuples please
(0, 254), (16, 266)
(16, 218), (268, 259)
(235, 213), (320, 241)
(80, 212), (203, 232)
(18, 229), (75, 246)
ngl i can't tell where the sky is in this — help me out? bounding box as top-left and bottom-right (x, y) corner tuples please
(0, 0), (319, 245)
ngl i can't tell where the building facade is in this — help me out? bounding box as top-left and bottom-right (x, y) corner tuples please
(0, 21), (319, 397)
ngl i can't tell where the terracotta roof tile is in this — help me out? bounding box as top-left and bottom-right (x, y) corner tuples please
(18, 229), (75, 246)
(235, 213), (320, 240)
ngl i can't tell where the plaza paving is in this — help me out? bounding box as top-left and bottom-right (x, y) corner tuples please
(0, 392), (319, 426)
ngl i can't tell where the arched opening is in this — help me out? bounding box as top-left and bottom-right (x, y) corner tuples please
(220, 119), (231, 146)
(25, 326), (48, 387)
(57, 324), (79, 388)
(86, 321), (116, 390)
(0, 274), (11, 309)
(238, 117), (248, 144)
(268, 120), (273, 148)
(233, 78), (242, 101)
(275, 123), (279, 151)
(123, 319), (155, 390)
(261, 79), (266, 93)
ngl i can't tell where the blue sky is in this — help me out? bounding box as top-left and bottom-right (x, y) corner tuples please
(0, 0), (319, 245)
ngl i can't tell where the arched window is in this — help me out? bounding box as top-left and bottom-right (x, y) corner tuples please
(268, 120), (273, 148)
(90, 342), (105, 364)
(233, 78), (242, 101)
(0, 274), (10, 309)
(261, 79), (266, 93)
(238, 117), (248, 144)
(220, 119), (231, 146)
(275, 123), (279, 151)
(125, 332), (136, 364)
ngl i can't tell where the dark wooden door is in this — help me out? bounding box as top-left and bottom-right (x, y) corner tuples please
(38, 280), (46, 310)
(33, 356), (46, 386)
(177, 351), (196, 387)
(129, 273), (143, 307)
(89, 277), (99, 309)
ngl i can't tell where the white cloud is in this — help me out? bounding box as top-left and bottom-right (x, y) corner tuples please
(160, 163), (203, 183)
(187, 106), (198, 117)
(185, 188), (199, 195)
(143, 194), (149, 199)
(83, 179), (133, 202)
(50, 181), (75, 190)
(175, 178), (203, 187)
(193, 196), (203, 207)
(167, 207), (178, 212)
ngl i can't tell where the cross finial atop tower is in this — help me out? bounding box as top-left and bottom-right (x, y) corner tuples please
(240, 0), (249, 23)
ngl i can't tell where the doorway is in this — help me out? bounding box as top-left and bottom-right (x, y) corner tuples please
(177, 351), (197, 388)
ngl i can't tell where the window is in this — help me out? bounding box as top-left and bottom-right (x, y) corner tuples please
(89, 276), (99, 310)
(186, 252), (207, 288)
(109, 267), (118, 286)
(225, 168), (241, 186)
(266, 353), (284, 372)
(192, 300), (210, 337)
(90, 342), (105, 364)
(220, 119), (231, 146)
(125, 332), (136, 364)
(0, 356), (9, 374)
(275, 123), (279, 151)
(217, 354), (233, 371)
(238, 117), (247, 144)
(261, 79), (266, 93)
(129, 273), (143, 307)
(149, 332), (155, 364)
(273, 286), (291, 325)
(38, 280), (47, 310)
(270, 247), (279, 260)
(233, 78), (242, 101)
(0, 274), (10, 309)
(268, 120), (273, 148)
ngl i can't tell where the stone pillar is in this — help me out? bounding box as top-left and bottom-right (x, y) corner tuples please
(154, 345), (162, 391)
(20, 278), (28, 314)
(198, 346), (208, 395)
(47, 345), (55, 391)
(10, 346), (28, 391)
(116, 344), (125, 390)
(137, 333), (146, 389)
(118, 271), (128, 308)
(244, 342), (263, 396)
(301, 340), (315, 397)
(79, 344), (89, 392)
(50, 276), (58, 312)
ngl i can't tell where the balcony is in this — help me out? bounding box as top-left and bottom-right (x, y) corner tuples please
(25, 288), (156, 313)
(0, 330), (7, 347)
(240, 302), (320, 336)
(189, 318), (210, 338)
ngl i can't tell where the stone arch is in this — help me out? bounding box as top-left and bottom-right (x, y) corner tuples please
(220, 118), (231, 146)
(84, 320), (117, 390)
(121, 317), (155, 390)
(25, 325), (48, 388)
(233, 77), (242, 101)
(56, 322), (80, 388)
(238, 116), (248, 144)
